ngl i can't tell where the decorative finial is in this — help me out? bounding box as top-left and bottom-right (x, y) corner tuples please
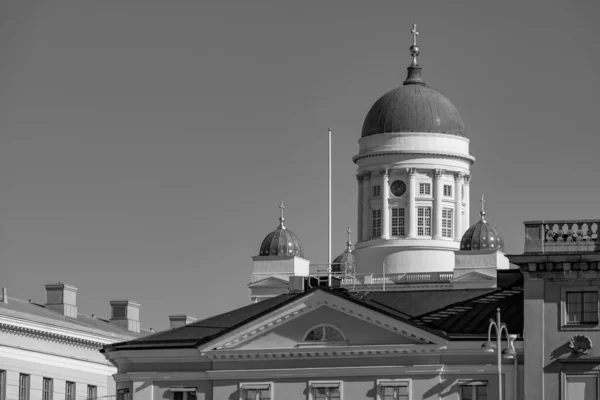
(346, 226), (352, 251)
(279, 201), (286, 229)
(480, 194), (486, 222)
(410, 23), (420, 66)
(403, 23), (425, 86)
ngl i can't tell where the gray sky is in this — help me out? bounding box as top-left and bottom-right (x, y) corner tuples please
(1, 1), (599, 331)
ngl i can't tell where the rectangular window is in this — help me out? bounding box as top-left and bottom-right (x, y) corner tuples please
(443, 184), (452, 197)
(419, 183), (431, 195)
(171, 388), (197, 400)
(567, 291), (599, 324)
(43, 378), (53, 400)
(417, 207), (432, 236)
(391, 207), (405, 237)
(442, 208), (453, 238)
(372, 209), (382, 238)
(66, 382), (76, 400)
(565, 375), (598, 400)
(87, 385), (97, 400)
(19, 374), (29, 400)
(310, 382), (341, 400)
(373, 185), (381, 197)
(459, 381), (487, 400)
(378, 380), (410, 400)
(240, 383), (271, 400)
(117, 389), (130, 400)
(0, 370), (5, 400)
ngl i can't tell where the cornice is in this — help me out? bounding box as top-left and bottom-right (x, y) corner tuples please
(352, 150), (475, 165)
(0, 321), (105, 349)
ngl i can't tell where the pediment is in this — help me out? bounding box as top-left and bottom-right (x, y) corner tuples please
(199, 289), (447, 354)
(248, 276), (290, 288)
(452, 271), (496, 282)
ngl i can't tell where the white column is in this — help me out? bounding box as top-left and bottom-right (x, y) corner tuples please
(454, 172), (464, 240)
(362, 171), (371, 240)
(380, 168), (390, 239)
(356, 173), (364, 242)
(433, 169), (444, 239)
(463, 174), (471, 234)
(407, 168), (417, 238)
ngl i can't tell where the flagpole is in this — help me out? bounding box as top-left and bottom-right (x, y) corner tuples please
(328, 128), (332, 287)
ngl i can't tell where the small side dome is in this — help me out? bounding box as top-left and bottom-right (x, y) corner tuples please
(331, 227), (355, 274)
(259, 202), (304, 257)
(460, 196), (505, 252)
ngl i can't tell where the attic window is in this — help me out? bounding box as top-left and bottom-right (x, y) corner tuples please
(303, 324), (345, 342)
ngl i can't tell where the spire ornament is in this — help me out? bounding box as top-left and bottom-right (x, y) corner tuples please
(279, 201), (286, 229)
(410, 23), (420, 65)
(480, 194), (486, 222)
(346, 226), (353, 252)
(403, 23), (425, 86)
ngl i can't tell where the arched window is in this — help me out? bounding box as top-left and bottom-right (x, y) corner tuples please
(303, 324), (345, 342)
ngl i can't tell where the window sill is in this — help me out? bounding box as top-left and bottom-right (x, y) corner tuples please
(561, 325), (600, 331)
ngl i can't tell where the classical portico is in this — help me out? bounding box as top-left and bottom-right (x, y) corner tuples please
(352, 27), (474, 275)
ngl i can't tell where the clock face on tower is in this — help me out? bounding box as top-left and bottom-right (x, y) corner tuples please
(390, 180), (407, 197)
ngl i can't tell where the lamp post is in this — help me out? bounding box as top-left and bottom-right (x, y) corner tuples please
(482, 308), (516, 400)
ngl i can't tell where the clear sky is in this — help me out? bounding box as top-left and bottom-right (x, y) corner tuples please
(0, 0), (599, 331)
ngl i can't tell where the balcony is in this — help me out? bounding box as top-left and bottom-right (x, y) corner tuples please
(524, 220), (600, 254)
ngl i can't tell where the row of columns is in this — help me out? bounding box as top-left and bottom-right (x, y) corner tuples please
(356, 168), (471, 242)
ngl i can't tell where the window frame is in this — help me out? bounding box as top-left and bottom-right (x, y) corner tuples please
(18, 374), (30, 400)
(390, 206), (405, 237)
(441, 208), (453, 238)
(418, 183), (431, 196)
(372, 208), (382, 238)
(308, 381), (343, 400)
(0, 370), (5, 400)
(65, 381), (76, 400)
(373, 185), (381, 198)
(43, 378), (53, 400)
(376, 379), (411, 400)
(169, 387), (198, 400)
(562, 372), (599, 400)
(443, 184), (452, 197)
(561, 286), (600, 330)
(239, 382), (273, 400)
(117, 389), (130, 400)
(301, 324), (346, 344)
(87, 385), (97, 400)
(457, 380), (488, 400)
(417, 207), (432, 237)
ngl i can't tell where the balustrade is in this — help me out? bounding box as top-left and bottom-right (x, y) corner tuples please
(524, 220), (600, 254)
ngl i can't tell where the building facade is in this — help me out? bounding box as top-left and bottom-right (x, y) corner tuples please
(0, 282), (148, 400)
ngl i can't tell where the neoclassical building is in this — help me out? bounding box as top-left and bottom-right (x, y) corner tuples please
(0, 282), (149, 400)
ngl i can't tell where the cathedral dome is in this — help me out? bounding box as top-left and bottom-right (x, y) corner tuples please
(332, 250), (355, 274)
(361, 83), (466, 138)
(259, 203), (304, 257)
(460, 198), (504, 252)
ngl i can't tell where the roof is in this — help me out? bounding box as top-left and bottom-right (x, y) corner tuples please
(413, 274), (524, 338)
(460, 214), (505, 252)
(361, 65), (466, 138)
(259, 224), (304, 257)
(0, 296), (149, 341)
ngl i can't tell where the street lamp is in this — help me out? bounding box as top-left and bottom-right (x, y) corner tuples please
(481, 308), (516, 400)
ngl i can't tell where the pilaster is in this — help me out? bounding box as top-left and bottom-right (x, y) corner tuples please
(356, 174), (364, 242)
(407, 168), (417, 238)
(433, 169), (444, 240)
(380, 168), (390, 239)
(463, 174), (471, 234)
(454, 172), (464, 240)
(361, 172), (371, 240)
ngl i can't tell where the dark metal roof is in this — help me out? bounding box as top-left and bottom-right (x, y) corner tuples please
(361, 83), (466, 138)
(460, 217), (505, 251)
(259, 225), (304, 257)
(332, 250), (355, 273)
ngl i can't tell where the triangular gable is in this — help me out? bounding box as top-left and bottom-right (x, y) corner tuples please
(452, 271), (496, 282)
(198, 288), (448, 353)
(248, 276), (290, 288)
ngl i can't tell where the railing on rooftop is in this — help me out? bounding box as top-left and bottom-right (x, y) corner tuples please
(524, 220), (600, 254)
(336, 271), (454, 286)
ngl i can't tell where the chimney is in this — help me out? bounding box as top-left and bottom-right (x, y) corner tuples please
(1, 287), (7, 303)
(45, 283), (78, 318)
(109, 300), (141, 333)
(169, 314), (198, 329)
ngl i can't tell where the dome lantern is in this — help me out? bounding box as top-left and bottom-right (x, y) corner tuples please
(258, 202), (304, 257)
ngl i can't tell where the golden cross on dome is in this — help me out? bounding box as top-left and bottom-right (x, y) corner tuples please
(480, 194), (486, 221)
(346, 226), (352, 244)
(279, 201), (286, 227)
(411, 23), (419, 46)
